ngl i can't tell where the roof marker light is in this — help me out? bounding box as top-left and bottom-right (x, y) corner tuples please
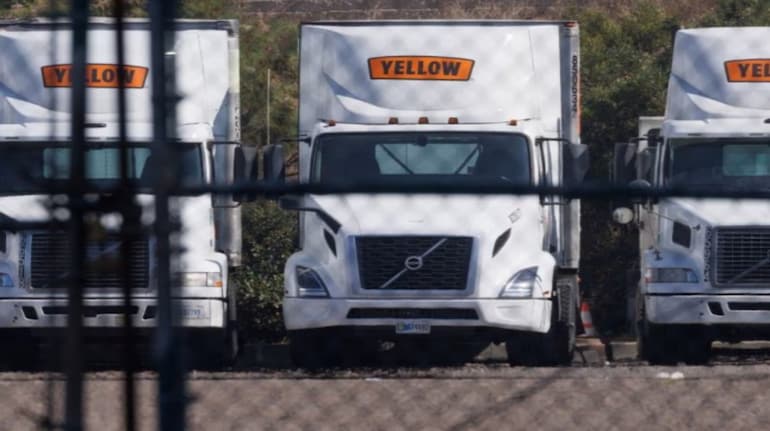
(418, 117), (429, 124)
(388, 117), (399, 124)
(508, 119), (518, 126)
(448, 117), (459, 124)
(327, 120), (336, 127)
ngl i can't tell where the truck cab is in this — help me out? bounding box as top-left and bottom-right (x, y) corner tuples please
(274, 21), (588, 367)
(0, 18), (245, 367)
(613, 27), (770, 364)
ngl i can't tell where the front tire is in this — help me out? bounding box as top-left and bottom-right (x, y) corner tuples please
(506, 290), (576, 366)
(188, 328), (233, 370)
(289, 330), (383, 369)
(636, 289), (711, 365)
(225, 280), (241, 364)
(289, 330), (341, 369)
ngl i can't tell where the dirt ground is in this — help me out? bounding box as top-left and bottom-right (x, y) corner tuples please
(3, 343), (770, 430)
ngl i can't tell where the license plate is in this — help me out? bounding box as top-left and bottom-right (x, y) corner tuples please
(180, 305), (209, 320)
(395, 321), (431, 334)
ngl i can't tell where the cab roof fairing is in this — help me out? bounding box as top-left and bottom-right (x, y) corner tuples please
(0, 24), (231, 140)
(665, 27), (770, 122)
(298, 23), (566, 137)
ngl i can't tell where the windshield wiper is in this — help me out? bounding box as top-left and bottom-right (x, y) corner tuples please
(453, 147), (480, 174)
(378, 145), (414, 174)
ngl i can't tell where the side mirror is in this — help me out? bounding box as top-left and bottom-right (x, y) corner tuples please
(612, 207), (635, 225)
(629, 179), (653, 204)
(562, 142), (590, 187)
(233, 145), (259, 202)
(278, 194), (303, 211)
(280, 136), (311, 146)
(234, 145), (259, 182)
(612, 142), (638, 184)
(263, 144), (285, 183)
(279, 195), (341, 233)
(637, 148), (654, 183)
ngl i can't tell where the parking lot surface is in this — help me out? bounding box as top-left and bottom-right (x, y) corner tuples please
(2, 341), (770, 430)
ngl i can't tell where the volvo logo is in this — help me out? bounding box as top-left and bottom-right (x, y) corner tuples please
(404, 255), (424, 271)
(379, 238), (448, 289)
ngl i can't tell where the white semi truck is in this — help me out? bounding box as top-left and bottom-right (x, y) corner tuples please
(269, 21), (588, 367)
(0, 19), (247, 366)
(614, 27), (770, 364)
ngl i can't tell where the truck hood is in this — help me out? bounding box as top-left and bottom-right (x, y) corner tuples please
(291, 194), (556, 299)
(311, 194), (542, 238)
(664, 198), (770, 227)
(0, 195), (51, 222)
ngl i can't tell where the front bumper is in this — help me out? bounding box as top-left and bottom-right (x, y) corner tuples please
(0, 297), (226, 328)
(647, 294), (770, 325)
(283, 297), (551, 333)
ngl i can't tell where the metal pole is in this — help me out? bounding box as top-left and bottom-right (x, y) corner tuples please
(113, 2), (138, 430)
(44, 2), (61, 430)
(65, 1), (89, 430)
(266, 68), (270, 146)
(149, 1), (186, 430)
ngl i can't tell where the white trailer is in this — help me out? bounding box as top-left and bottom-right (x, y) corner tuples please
(0, 18), (248, 367)
(614, 27), (770, 364)
(268, 20), (588, 367)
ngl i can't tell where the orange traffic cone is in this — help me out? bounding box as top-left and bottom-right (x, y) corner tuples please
(580, 300), (597, 337)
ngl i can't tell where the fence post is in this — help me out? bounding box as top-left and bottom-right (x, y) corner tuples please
(64, 1), (89, 430)
(149, 1), (186, 430)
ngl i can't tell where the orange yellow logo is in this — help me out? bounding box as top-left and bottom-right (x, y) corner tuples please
(41, 64), (149, 88)
(368, 56), (474, 81)
(725, 59), (770, 82)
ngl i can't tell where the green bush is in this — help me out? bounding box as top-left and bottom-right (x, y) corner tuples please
(230, 18), (299, 340)
(574, 3), (678, 332)
(234, 202), (297, 341)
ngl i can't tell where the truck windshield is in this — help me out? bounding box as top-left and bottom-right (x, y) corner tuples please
(311, 132), (531, 187)
(666, 139), (770, 189)
(0, 143), (204, 194)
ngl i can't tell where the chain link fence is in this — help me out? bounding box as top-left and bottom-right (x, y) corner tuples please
(1, 1), (770, 430)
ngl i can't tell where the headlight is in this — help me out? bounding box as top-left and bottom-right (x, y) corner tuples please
(645, 268), (698, 283)
(499, 266), (538, 298)
(0, 273), (13, 288)
(296, 266), (329, 298)
(176, 272), (223, 288)
(206, 272), (223, 287)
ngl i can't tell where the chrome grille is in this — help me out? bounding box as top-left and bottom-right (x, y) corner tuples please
(714, 228), (770, 285)
(356, 236), (472, 290)
(30, 232), (150, 289)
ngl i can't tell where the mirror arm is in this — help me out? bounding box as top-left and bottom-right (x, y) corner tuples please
(288, 208), (340, 233)
(280, 135), (311, 145)
(313, 209), (341, 233)
(279, 197), (341, 233)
